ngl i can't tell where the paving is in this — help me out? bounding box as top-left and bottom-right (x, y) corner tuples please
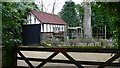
(17, 51), (120, 68)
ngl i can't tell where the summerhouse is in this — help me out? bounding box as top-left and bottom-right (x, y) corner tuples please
(26, 10), (67, 40)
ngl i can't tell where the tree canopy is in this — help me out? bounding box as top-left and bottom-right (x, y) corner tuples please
(98, 2), (120, 48)
(91, 3), (114, 39)
(59, 1), (79, 27)
(76, 4), (84, 27)
(2, 2), (40, 46)
(76, 3), (115, 39)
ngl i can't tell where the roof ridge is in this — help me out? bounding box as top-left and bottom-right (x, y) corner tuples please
(30, 10), (58, 16)
(29, 10), (67, 25)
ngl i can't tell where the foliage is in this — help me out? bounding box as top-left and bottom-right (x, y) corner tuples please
(67, 39), (79, 46)
(0, 3), (2, 45)
(98, 39), (113, 46)
(41, 38), (61, 46)
(91, 3), (114, 39)
(59, 1), (79, 27)
(98, 2), (120, 48)
(76, 3), (114, 39)
(76, 4), (84, 27)
(45, 44), (116, 49)
(2, 2), (40, 47)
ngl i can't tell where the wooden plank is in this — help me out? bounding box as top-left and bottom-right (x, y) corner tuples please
(50, 48), (67, 52)
(36, 52), (59, 68)
(17, 66), (29, 68)
(98, 53), (120, 68)
(61, 52), (84, 68)
(17, 50), (34, 68)
(17, 46), (120, 53)
(16, 46), (120, 67)
(17, 57), (120, 66)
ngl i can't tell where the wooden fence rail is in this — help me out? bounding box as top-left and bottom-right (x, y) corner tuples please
(16, 46), (120, 68)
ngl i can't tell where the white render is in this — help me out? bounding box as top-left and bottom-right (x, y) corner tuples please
(27, 12), (66, 33)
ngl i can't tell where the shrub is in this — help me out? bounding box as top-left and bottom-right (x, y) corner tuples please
(42, 38), (61, 46)
(99, 39), (113, 46)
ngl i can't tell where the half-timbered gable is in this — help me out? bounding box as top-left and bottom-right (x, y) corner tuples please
(27, 10), (67, 40)
(27, 10), (67, 33)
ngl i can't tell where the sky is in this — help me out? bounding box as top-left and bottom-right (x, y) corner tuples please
(35, 0), (83, 14)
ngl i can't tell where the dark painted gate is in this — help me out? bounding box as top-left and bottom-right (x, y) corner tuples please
(22, 24), (41, 45)
(16, 47), (120, 68)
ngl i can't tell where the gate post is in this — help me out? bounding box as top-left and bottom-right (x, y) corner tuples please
(2, 46), (17, 68)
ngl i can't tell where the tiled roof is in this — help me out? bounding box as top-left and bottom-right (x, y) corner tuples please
(30, 10), (67, 25)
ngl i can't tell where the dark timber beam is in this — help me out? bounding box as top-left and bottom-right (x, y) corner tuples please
(36, 52), (59, 68)
(61, 52), (84, 68)
(17, 57), (120, 66)
(98, 53), (120, 68)
(17, 50), (34, 68)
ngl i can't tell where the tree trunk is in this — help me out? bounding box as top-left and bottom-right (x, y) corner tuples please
(83, 2), (92, 39)
(41, 0), (43, 11)
(52, 0), (57, 14)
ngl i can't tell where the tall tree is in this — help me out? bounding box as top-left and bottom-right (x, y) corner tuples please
(91, 3), (114, 39)
(51, 0), (57, 14)
(100, 2), (120, 48)
(83, 2), (92, 39)
(59, 0), (79, 27)
(35, 0), (59, 14)
(76, 4), (84, 27)
(76, 3), (114, 39)
(94, 2), (120, 48)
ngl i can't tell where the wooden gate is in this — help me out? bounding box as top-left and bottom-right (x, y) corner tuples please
(17, 46), (120, 68)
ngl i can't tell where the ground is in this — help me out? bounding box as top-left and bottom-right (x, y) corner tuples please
(17, 51), (120, 68)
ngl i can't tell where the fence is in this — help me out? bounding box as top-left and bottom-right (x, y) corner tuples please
(16, 46), (120, 68)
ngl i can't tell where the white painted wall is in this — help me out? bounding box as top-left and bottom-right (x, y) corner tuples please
(41, 24), (43, 32)
(27, 12), (41, 24)
(27, 13), (66, 33)
(41, 24), (66, 32)
(51, 24), (53, 32)
(44, 24), (47, 32)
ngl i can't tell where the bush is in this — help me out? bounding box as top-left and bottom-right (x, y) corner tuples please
(42, 38), (61, 46)
(68, 39), (79, 46)
(99, 39), (113, 46)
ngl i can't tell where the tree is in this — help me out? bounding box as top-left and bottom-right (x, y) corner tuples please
(83, 2), (92, 39)
(97, 2), (120, 48)
(2, 2), (40, 67)
(2, 2), (40, 46)
(51, 0), (57, 14)
(59, 0), (79, 27)
(76, 4), (84, 27)
(76, 3), (114, 39)
(91, 3), (114, 39)
(35, 0), (59, 14)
